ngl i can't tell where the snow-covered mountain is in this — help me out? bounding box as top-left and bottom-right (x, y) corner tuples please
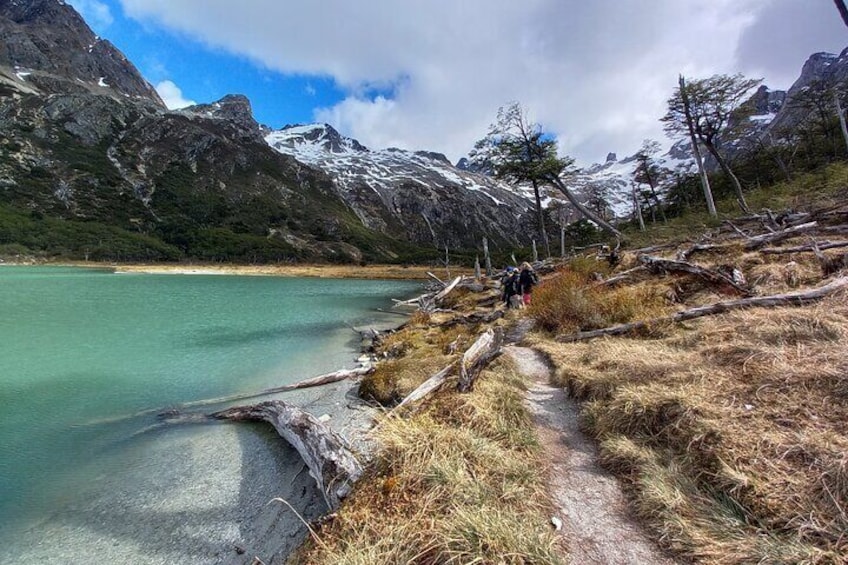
(266, 124), (534, 249)
(560, 80), (790, 220)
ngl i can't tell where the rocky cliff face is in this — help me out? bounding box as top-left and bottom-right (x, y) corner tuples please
(266, 124), (533, 249)
(0, 0), (164, 104)
(765, 48), (848, 136)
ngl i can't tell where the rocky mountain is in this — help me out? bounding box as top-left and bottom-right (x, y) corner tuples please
(0, 0), (535, 263)
(0, 0), (164, 104)
(765, 48), (848, 136)
(266, 123), (532, 248)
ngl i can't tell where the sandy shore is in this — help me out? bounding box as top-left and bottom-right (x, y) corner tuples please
(50, 262), (473, 280)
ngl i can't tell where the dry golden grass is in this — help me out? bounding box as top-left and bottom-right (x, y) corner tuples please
(528, 264), (669, 335)
(535, 294), (848, 564)
(300, 359), (563, 564)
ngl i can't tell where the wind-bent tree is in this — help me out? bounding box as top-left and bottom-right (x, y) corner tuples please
(663, 74), (761, 214)
(473, 102), (621, 240)
(633, 139), (668, 222)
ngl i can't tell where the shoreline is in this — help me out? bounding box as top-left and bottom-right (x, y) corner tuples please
(2, 260), (472, 280)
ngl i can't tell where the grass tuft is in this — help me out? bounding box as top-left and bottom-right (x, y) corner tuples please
(302, 362), (563, 564)
(536, 291), (848, 563)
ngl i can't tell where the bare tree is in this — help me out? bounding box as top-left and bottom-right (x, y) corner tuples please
(663, 74), (762, 214)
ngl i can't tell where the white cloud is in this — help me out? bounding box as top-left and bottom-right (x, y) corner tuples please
(155, 80), (196, 109)
(66, 0), (113, 31)
(119, 0), (844, 164)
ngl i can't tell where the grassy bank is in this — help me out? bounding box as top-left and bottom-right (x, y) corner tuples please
(298, 307), (563, 563)
(528, 201), (848, 562)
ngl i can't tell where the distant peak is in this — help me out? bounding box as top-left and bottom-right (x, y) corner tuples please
(272, 123), (367, 154)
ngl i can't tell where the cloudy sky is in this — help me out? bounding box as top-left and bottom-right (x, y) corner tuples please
(68, 0), (846, 164)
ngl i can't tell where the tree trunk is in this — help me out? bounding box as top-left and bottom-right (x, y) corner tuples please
(560, 225), (566, 258)
(457, 328), (504, 393)
(680, 75), (717, 217)
(835, 0), (848, 27)
(547, 175), (622, 237)
(631, 183), (646, 231)
(833, 92), (848, 155)
(213, 401), (363, 510)
(531, 179), (551, 258)
(702, 138), (750, 213)
(643, 172), (667, 222)
(483, 237), (493, 277)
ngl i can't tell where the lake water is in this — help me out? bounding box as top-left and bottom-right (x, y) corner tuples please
(0, 266), (420, 563)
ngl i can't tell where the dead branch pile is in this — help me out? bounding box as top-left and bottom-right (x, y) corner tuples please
(557, 275), (848, 343)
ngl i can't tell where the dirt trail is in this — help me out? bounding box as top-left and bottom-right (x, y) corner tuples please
(505, 345), (678, 565)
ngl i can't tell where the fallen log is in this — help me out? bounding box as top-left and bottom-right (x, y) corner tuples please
(596, 265), (646, 287)
(213, 400), (363, 511)
(744, 221), (818, 250)
(818, 225), (848, 236)
(458, 327), (504, 392)
(393, 362), (457, 412)
(810, 239), (848, 276)
(630, 242), (678, 255)
(426, 271), (447, 288)
(86, 366), (373, 427)
(433, 276), (463, 302)
(437, 309), (504, 328)
(676, 243), (728, 261)
(557, 275), (848, 343)
(761, 241), (848, 255)
(639, 255), (750, 296)
(418, 275), (463, 312)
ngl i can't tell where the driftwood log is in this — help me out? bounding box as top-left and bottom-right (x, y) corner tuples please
(557, 275), (848, 343)
(393, 362), (457, 413)
(639, 255), (750, 296)
(458, 328), (504, 392)
(213, 401), (363, 511)
(165, 367), (373, 413)
(744, 221), (818, 250)
(397, 275), (464, 313)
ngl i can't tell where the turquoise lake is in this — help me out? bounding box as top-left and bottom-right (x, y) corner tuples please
(0, 266), (420, 562)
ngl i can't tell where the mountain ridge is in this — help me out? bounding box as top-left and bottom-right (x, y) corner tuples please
(0, 0), (534, 262)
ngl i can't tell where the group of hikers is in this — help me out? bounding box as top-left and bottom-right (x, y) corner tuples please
(500, 262), (538, 309)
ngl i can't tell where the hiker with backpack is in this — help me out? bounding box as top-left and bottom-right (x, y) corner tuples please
(519, 262), (539, 306)
(501, 266), (521, 308)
